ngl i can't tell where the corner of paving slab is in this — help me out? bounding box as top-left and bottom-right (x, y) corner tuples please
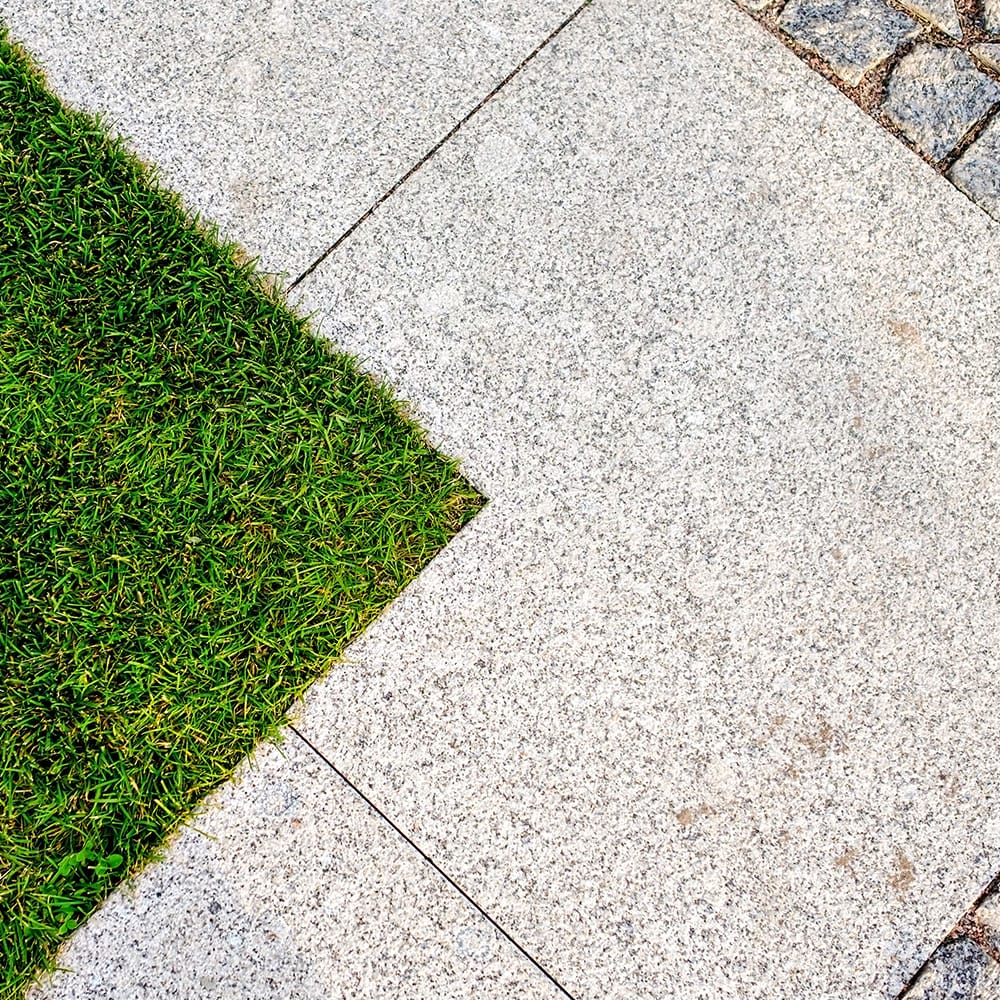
(25, 734), (563, 1000)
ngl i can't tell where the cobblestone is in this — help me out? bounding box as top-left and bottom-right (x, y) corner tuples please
(974, 891), (1000, 958)
(884, 44), (1000, 159)
(778, 0), (919, 86)
(986, 0), (1000, 34)
(972, 43), (1000, 75)
(902, 938), (1000, 1000)
(901, 887), (1000, 999)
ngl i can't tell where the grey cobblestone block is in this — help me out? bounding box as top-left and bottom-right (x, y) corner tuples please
(883, 44), (1000, 160)
(975, 891), (1000, 955)
(778, 0), (920, 85)
(901, 887), (1000, 999)
(897, 0), (962, 37)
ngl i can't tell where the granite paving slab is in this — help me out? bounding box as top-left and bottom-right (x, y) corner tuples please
(26, 736), (563, 1000)
(737, 0), (1000, 222)
(2, 0), (581, 278)
(286, 0), (1000, 997)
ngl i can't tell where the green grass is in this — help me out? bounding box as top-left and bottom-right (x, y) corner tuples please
(0, 28), (483, 998)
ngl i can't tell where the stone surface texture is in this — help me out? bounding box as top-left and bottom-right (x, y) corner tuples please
(950, 114), (1000, 217)
(884, 44), (1000, 160)
(287, 1), (1000, 998)
(986, 0), (1000, 34)
(778, 0), (919, 86)
(972, 43), (1000, 77)
(903, 938), (1000, 999)
(7, 0), (1000, 997)
(26, 737), (559, 1000)
(2, 0), (580, 278)
(978, 890), (1000, 950)
(897, 0), (962, 38)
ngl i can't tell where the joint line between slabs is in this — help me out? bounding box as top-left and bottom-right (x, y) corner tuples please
(289, 725), (578, 1000)
(287, 0), (595, 291)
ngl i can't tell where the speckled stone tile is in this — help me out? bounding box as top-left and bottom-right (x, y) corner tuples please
(777, 0), (919, 86)
(884, 44), (1000, 160)
(292, 0), (1000, 997)
(25, 736), (561, 1000)
(2, 0), (580, 278)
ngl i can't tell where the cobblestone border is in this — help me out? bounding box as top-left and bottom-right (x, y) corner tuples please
(734, 0), (1000, 221)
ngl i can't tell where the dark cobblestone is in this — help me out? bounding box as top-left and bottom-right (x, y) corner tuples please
(884, 44), (1000, 159)
(900, 888), (1000, 999)
(778, 0), (920, 85)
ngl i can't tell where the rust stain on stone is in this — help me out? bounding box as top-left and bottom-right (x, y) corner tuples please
(890, 847), (916, 898)
(676, 804), (716, 826)
(800, 717), (843, 756)
(835, 846), (860, 879)
(888, 318), (923, 346)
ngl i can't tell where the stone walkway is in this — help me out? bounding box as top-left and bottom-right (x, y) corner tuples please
(7, 1), (1000, 998)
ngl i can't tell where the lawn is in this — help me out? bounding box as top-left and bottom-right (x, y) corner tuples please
(0, 27), (482, 998)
